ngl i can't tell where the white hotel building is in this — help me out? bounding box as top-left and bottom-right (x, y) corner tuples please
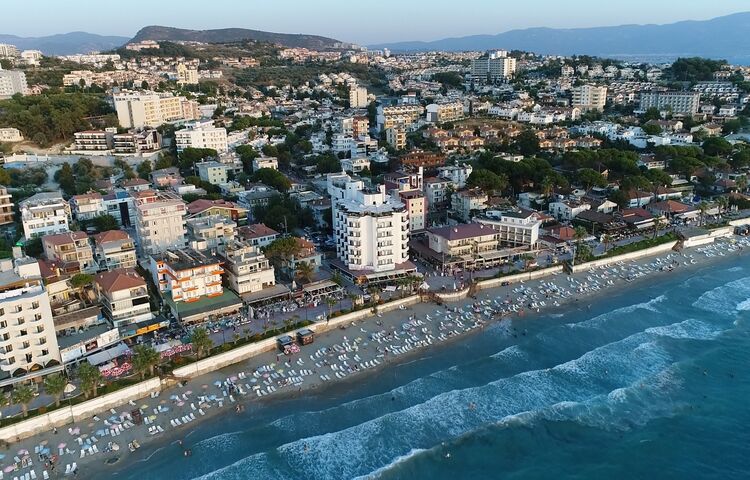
(327, 173), (410, 274)
(133, 190), (188, 256)
(175, 121), (228, 154)
(475, 209), (541, 247)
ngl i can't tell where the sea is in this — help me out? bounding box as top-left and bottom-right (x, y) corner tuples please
(112, 255), (750, 480)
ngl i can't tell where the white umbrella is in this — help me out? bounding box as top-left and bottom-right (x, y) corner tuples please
(64, 383), (77, 393)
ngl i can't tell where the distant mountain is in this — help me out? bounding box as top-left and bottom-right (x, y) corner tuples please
(0, 32), (129, 56)
(370, 12), (750, 63)
(130, 25), (346, 50)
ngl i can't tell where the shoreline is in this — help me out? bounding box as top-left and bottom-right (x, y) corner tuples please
(4, 238), (746, 480)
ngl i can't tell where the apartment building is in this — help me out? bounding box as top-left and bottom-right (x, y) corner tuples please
(113, 130), (162, 154)
(42, 231), (96, 274)
(0, 127), (23, 143)
(186, 215), (236, 251)
(95, 268), (153, 329)
(572, 84), (608, 112)
(196, 161), (230, 185)
(0, 256), (61, 385)
(438, 164), (473, 189)
(113, 90), (199, 128)
(186, 199), (248, 223)
(376, 104), (424, 131)
(175, 121), (228, 153)
(426, 223), (499, 260)
(0, 186), (14, 226)
(385, 168), (425, 232)
(133, 190), (188, 256)
(475, 209), (541, 247)
(426, 101), (464, 123)
(639, 91), (701, 115)
(327, 173), (410, 274)
(0, 44), (19, 58)
(451, 188), (488, 221)
(176, 63), (199, 85)
(349, 85), (368, 108)
(217, 239), (276, 295)
(92, 230), (138, 271)
(400, 150), (446, 170)
(236, 223), (279, 248)
(73, 130), (113, 152)
(0, 67), (28, 99)
(69, 192), (105, 222)
(471, 51), (516, 83)
(19, 192), (70, 239)
(385, 125), (407, 150)
(102, 190), (136, 228)
(252, 156), (278, 171)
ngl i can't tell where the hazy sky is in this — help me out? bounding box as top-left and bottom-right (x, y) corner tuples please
(1, 0), (748, 44)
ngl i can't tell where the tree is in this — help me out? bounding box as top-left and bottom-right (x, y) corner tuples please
(131, 344), (160, 379)
(77, 361), (102, 399)
(295, 261), (314, 284)
(179, 147), (218, 171)
(576, 168), (606, 188)
(642, 107), (661, 122)
(602, 234), (613, 252)
(92, 214), (119, 232)
(467, 169), (508, 194)
(137, 160), (152, 180)
(642, 123), (662, 136)
(702, 137), (733, 157)
(70, 273), (94, 289)
(264, 237), (302, 266)
(114, 159), (135, 179)
(716, 195), (729, 215)
(190, 327), (213, 359)
(325, 297), (337, 319)
(43, 373), (67, 408)
(252, 168), (291, 192)
(653, 216), (667, 239)
(24, 237), (43, 257)
(514, 129), (540, 156)
(574, 226), (588, 245)
(698, 201), (708, 226)
(12, 383), (35, 417)
(55, 162), (76, 196)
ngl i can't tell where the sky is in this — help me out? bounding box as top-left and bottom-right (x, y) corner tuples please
(0, 0), (748, 45)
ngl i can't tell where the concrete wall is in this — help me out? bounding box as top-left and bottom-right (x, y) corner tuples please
(0, 378), (162, 442)
(477, 265), (565, 290)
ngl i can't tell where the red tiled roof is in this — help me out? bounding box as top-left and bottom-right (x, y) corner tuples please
(95, 268), (146, 293)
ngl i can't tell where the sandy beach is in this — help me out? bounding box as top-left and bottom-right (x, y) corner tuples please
(3, 235), (747, 480)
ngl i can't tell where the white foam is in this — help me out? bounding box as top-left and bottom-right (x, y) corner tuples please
(693, 276), (750, 314)
(351, 448), (428, 480)
(568, 294), (666, 329)
(645, 318), (721, 340)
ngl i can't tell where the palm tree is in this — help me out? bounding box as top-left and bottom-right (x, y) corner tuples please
(520, 253), (535, 271)
(44, 373), (67, 408)
(737, 175), (748, 194)
(698, 201), (708, 226)
(295, 261), (314, 284)
(325, 297), (337, 319)
(716, 196), (729, 216)
(190, 328), (213, 359)
(132, 344), (160, 380)
(574, 226), (588, 245)
(601, 234), (613, 253)
(367, 285), (381, 303)
(12, 383), (35, 417)
(653, 216), (667, 239)
(78, 361), (103, 399)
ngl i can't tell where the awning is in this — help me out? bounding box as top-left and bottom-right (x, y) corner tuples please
(86, 343), (131, 366)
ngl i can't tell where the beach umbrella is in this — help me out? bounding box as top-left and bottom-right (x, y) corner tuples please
(4, 465), (15, 473)
(17, 449), (28, 455)
(185, 390), (192, 395)
(230, 376), (238, 381)
(64, 383), (76, 393)
(57, 443), (66, 449)
(249, 378), (257, 383)
(41, 448), (50, 455)
(213, 381), (221, 387)
(39, 440), (48, 446)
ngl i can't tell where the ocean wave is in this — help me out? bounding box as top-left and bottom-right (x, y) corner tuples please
(692, 276), (750, 314)
(190, 318), (719, 480)
(566, 294), (666, 329)
(351, 448), (429, 480)
(645, 318), (721, 340)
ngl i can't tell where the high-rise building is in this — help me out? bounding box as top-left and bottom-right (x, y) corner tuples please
(0, 44), (19, 58)
(133, 190), (187, 256)
(471, 51), (516, 83)
(349, 85), (368, 108)
(176, 63), (199, 85)
(572, 84), (608, 112)
(639, 91), (701, 115)
(385, 125), (407, 150)
(0, 255), (61, 385)
(113, 91), (200, 128)
(0, 67), (29, 99)
(327, 173), (409, 273)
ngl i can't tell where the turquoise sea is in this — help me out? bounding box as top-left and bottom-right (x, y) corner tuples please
(113, 255), (750, 479)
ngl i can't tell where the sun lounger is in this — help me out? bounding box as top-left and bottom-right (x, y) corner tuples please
(71, 463), (77, 473)
(198, 409), (205, 415)
(65, 465), (71, 475)
(43, 472), (49, 480)
(191, 403), (196, 411)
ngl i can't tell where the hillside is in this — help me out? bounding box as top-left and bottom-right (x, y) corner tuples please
(130, 26), (346, 50)
(0, 32), (129, 55)
(370, 12), (750, 63)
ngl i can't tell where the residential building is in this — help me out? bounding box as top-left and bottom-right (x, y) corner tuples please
(197, 161), (230, 185)
(471, 51), (516, 83)
(639, 91), (701, 115)
(150, 248), (242, 324)
(279, 237), (322, 279)
(376, 104), (424, 131)
(400, 150), (446, 170)
(572, 84), (608, 111)
(42, 231), (96, 274)
(0, 127), (23, 143)
(73, 130), (113, 152)
(151, 167), (183, 188)
(475, 209), (541, 247)
(70, 192), (105, 222)
(438, 164), (473, 189)
(0, 256), (61, 385)
(102, 190), (136, 227)
(385, 125), (407, 150)
(349, 85), (368, 108)
(422, 223), (501, 268)
(548, 200), (591, 221)
(121, 178), (151, 193)
(252, 156), (278, 171)
(0, 67), (28, 99)
(0, 186), (14, 226)
(20, 50), (42, 66)
(92, 230), (137, 271)
(217, 239), (276, 296)
(423, 177), (452, 210)
(112, 90), (200, 129)
(341, 156), (371, 173)
(236, 223), (279, 248)
(327, 173), (410, 274)
(451, 188), (488, 221)
(95, 268), (153, 329)
(176, 63), (199, 85)
(426, 101), (464, 123)
(113, 130), (162, 154)
(133, 190), (188, 256)
(0, 44), (19, 58)
(19, 192), (70, 239)
(385, 168), (425, 232)
(175, 121), (228, 153)
(186, 215), (236, 251)
(187, 199), (248, 223)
